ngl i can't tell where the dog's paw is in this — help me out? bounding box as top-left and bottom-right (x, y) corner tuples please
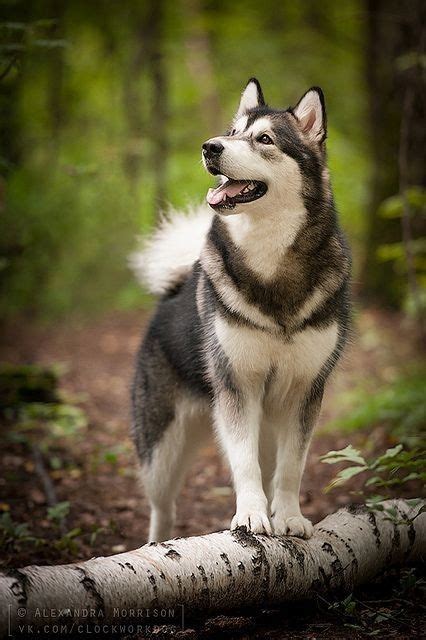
(272, 513), (314, 539)
(231, 510), (272, 535)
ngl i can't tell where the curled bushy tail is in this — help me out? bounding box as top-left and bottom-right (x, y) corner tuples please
(129, 204), (213, 295)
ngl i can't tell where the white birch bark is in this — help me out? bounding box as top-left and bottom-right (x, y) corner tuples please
(0, 499), (424, 635)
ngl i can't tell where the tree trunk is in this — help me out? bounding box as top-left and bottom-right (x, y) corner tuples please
(362, 0), (425, 307)
(0, 499), (424, 635)
(122, 14), (147, 192)
(122, 0), (168, 217)
(184, 0), (222, 135)
(146, 0), (168, 216)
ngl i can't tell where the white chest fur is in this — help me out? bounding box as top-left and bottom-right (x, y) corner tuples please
(214, 314), (338, 392)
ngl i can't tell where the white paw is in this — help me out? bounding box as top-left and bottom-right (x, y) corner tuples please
(272, 513), (314, 539)
(231, 510), (272, 535)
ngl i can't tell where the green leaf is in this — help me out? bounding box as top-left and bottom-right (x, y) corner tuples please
(47, 501), (70, 523)
(320, 445), (366, 466)
(378, 187), (426, 218)
(325, 465), (368, 491)
(364, 476), (381, 487)
(372, 444), (403, 468)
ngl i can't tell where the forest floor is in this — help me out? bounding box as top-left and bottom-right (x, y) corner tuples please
(0, 306), (424, 639)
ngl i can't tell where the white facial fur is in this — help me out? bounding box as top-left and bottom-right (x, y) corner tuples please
(203, 115), (305, 217)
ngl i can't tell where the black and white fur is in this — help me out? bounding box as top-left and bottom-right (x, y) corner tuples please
(131, 79), (351, 542)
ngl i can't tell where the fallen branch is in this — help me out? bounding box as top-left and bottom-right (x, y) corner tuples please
(0, 499), (424, 635)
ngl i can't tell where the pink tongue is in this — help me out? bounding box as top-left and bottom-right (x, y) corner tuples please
(207, 180), (248, 205)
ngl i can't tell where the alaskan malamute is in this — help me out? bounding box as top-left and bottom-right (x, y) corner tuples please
(131, 79), (351, 542)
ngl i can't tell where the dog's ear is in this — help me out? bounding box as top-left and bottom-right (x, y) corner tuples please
(235, 78), (265, 119)
(293, 87), (326, 143)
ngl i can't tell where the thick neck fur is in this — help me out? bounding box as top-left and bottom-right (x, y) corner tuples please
(203, 188), (350, 333)
(223, 203), (308, 281)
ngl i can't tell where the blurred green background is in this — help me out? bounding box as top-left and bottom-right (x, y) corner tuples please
(0, 0), (424, 320)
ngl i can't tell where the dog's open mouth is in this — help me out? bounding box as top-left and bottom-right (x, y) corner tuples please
(206, 177), (267, 210)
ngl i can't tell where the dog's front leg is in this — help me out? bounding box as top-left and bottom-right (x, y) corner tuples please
(270, 387), (322, 539)
(214, 392), (272, 535)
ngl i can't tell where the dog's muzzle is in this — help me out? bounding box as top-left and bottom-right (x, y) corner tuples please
(202, 140), (224, 159)
(202, 140), (224, 174)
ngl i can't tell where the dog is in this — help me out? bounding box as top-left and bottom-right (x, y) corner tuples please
(130, 78), (351, 542)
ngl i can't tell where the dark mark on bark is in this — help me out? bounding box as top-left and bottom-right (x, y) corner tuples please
(125, 562), (137, 574)
(147, 570), (157, 588)
(252, 552), (262, 576)
(232, 530), (271, 601)
(321, 542), (344, 587)
(318, 566), (331, 589)
(367, 511), (381, 548)
(75, 567), (105, 614)
(275, 562), (286, 584)
(165, 549), (181, 561)
(220, 553), (232, 577)
(7, 569), (28, 606)
(386, 506), (404, 565)
(231, 525), (258, 547)
(407, 517), (416, 548)
(176, 574), (182, 598)
(197, 565), (210, 608)
(347, 503), (368, 515)
(316, 527), (358, 573)
(146, 569), (159, 608)
(395, 503), (416, 561)
(277, 538), (305, 571)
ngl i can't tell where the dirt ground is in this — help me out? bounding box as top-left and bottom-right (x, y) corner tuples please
(0, 306), (424, 638)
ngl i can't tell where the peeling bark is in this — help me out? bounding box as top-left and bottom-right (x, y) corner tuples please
(0, 499), (424, 635)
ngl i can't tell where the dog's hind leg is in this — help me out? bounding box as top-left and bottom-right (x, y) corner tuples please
(141, 397), (210, 542)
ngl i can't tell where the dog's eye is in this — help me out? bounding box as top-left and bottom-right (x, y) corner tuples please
(258, 134), (273, 145)
(230, 128), (236, 136)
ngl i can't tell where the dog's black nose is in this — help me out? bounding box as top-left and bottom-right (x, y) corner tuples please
(202, 140), (224, 156)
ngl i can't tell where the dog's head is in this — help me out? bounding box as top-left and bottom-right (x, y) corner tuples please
(202, 79), (327, 215)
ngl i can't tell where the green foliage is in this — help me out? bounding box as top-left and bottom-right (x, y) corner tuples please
(1, 363), (87, 449)
(0, 363), (59, 409)
(0, 507), (96, 557)
(0, 512), (37, 549)
(376, 187), (426, 312)
(47, 500), (70, 525)
(378, 187), (426, 220)
(325, 370), (426, 448)
(318, 567), (426, 635)
(16, 402), (87, 441)
(320, 444), (425, 494)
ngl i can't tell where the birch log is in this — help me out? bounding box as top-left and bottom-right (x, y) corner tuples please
(0, 499), (424, 636)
